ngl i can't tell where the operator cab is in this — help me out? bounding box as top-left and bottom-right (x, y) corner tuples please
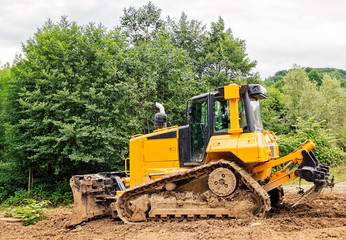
(178, 84), (268, 167)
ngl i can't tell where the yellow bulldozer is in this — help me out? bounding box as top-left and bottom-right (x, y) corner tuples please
(69, 83), (333, 225)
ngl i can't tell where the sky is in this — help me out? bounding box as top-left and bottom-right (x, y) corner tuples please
(1, 0), (345, 79)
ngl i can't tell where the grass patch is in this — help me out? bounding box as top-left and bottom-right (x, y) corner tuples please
(330, 164), (346, 182)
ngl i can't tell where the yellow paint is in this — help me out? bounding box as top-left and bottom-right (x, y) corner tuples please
(224, 84), (242, 134)
(144, 138), (178, 163)
(263, 171), (296, 192)
(129, 127), (180, 188)
(224, 84), (239, 99)
(206, 133), (271, 163)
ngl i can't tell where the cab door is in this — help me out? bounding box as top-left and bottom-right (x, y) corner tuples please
(189, 95), (210, 162)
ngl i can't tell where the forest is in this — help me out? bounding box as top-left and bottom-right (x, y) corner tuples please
(0, 2), (345, 205)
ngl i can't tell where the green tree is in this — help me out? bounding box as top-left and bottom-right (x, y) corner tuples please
(118, 31), (198, 133)
(120, 2), (165, 44)
(0, 66), (28, 200)
(317, 74), (346, 149)
(260, 86), (287, 134)
(282, 68), (319, 128)
(264, 70), (288, 87)
(168, 12), (207, 77)
(0, 67), (12, 160)
(277, 118), (345, 166)
(203, 17), (257, 88)
(308, 69), (323, 86)
(7, 17), (129, 189)
(268, 68), (346, 157)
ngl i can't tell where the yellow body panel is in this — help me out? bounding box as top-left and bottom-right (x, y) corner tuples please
(129, 127), (180, 188)
(144, 138), (179, 163)
(129, 127), (286, 188)
(224, 84), (239, 99)
(224, 84), (242, 134)
(206, 132), (272, 164)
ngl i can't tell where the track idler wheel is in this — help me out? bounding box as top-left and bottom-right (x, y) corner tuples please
(127, 195), (149, 222)
(208, 167), (237, 197)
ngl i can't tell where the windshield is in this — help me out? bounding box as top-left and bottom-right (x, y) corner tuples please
(212, 96), (264, 134)
(213, 97), (254, 133)
(238, 100), (247, 130)
(249, 99), (263, 132)
(234, 98), (263, 133)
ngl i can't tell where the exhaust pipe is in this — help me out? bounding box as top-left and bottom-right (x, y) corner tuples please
(156, 102), (165, 114)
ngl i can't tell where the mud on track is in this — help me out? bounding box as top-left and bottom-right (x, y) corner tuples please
(0, 191), (345, 240)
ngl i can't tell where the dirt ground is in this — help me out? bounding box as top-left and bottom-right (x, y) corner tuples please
(0, 185), (345, 240)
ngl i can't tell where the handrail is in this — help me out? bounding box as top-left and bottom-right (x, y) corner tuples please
(153, 126), (179, 133)
(269, 131), (277, 141)
(290, 139), (314, 154)
(131, 134), (143, 139)
(124, 158), (130, 176)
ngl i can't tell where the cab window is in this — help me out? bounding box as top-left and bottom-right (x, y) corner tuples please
(214, 98), (229, 132)
(190, 97), (208, 161)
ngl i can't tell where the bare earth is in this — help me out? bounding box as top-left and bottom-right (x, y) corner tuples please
(1, 184), (345, 240)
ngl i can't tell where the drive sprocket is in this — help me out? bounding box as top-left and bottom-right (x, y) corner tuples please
(208, 167), (237, 197)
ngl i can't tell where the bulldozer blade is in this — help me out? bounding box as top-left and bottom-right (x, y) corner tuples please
(68, 173), (126, 227)
(68, 175), (110, 226)
(69, 178), (88, 226)
(292, 184), (324, 207)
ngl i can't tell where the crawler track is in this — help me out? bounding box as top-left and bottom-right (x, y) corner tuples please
(116, 160), (271, 223)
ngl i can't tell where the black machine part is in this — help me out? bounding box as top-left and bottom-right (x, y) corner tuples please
(237, 84), (268, 99)
(247, 84), (268, 99)
(154, 102), (167, 128)
(154, 112), (167, 128)
(294, 150), (331, 185)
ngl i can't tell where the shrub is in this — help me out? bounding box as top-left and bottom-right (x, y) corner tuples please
(277, 117), (345, 166)
(0, 162), (27, 203)
(2, 189), (31, 206)
(4, 199), (49, 226)
(48, 181), (73, 206)
(2, 180), (73, 206)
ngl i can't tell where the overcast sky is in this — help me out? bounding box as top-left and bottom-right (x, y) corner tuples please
(1, 0), (345, 78)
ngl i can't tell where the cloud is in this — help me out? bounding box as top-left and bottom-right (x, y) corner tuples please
(1, 0), (345, 78)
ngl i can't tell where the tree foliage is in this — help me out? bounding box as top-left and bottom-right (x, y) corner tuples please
(0, 67), (12, 159)
(260, 86), (287, 134)
(118, 33), (198, 134)
(308, 69), (323, 86)
(261, 67), (346, 164)
(168, 12), (206, 62)
(265, 67), (346, 88)
(120, 1), (164, 44)
(10, 18), (130, 178)
(202, 17), (257, 88)
(277, 118), (344, 166)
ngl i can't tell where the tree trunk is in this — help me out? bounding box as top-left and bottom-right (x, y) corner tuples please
(28, 166), (33, 192)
